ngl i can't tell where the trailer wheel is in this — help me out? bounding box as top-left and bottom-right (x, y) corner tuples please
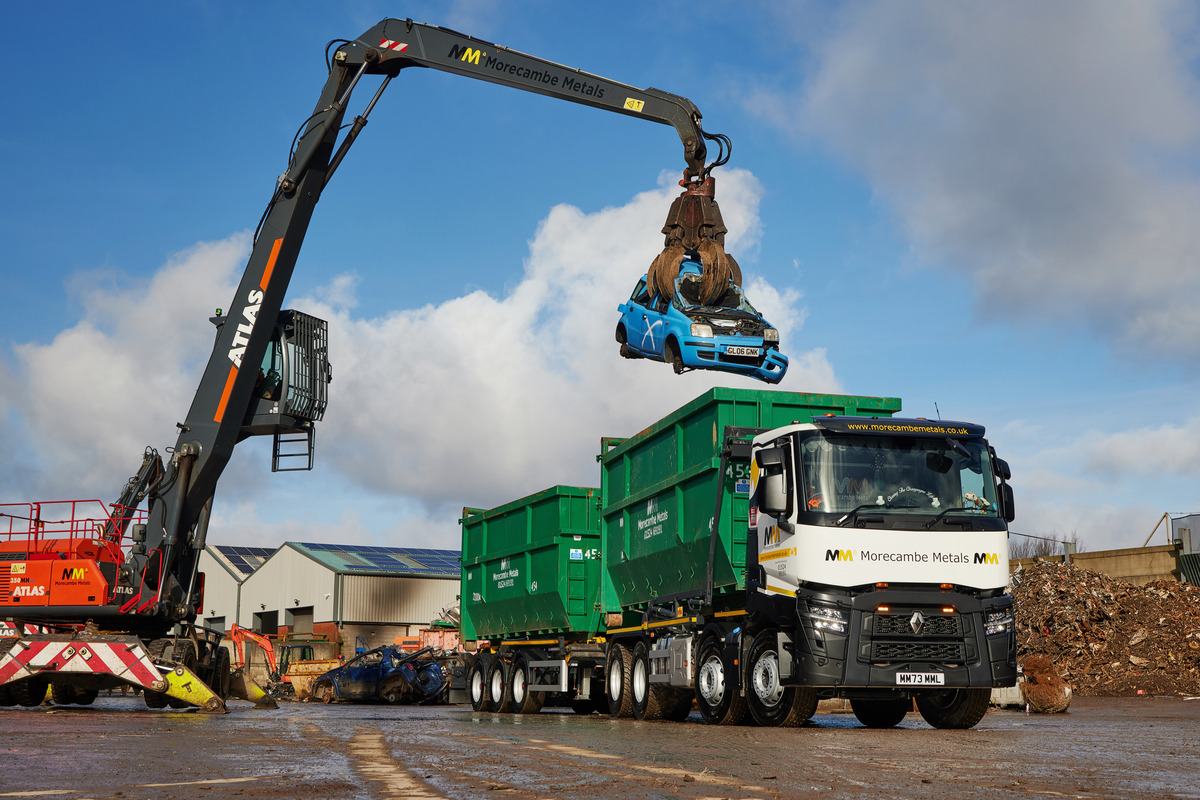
(695, 636), (748, 725)
(915, 688), (990, 729)
(468, 658), (492, 712)
(851, 696), (910, 728)
(488, 658), (513, 713)
(745, 630), (816, 727)
(605, 643), (634, 718)
(509, 655), (544, 715)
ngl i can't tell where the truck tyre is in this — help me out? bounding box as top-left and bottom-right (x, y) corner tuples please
(468, 657), (492, 712)
(143, 686), (169, 708)
(13, 678), (49, 707)
(745, 630), (817, 727)
(0, 684), (14, 706)
(51, 683), (77, 705)
(212, 646), (232, 700)
(488, 658), (513, 713)
(915, 688), (991, 730)
(631, 641), (667, 721)
(696, 636), (748, 725)
(664, 689), (694, 722)
(74, 689), (99, 706)
(509, 655), (544, 715)
(605, 643), (634, 718)
(851, 696), (910, 728)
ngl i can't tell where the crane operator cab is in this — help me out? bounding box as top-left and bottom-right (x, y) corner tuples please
(211, 308), (331, 471)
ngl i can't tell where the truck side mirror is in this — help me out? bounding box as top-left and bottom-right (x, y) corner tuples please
(756, 447), (791, 517)
(995, 458), (1012, 481)
(1000, 483), (1016, 523)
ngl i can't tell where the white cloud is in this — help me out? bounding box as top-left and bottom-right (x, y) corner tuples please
(754, 1), (1200, 359)
(1080, 419), (1200, 478)
(1, 170), (832, 544)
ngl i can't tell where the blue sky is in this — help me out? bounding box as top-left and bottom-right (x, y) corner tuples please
(2, 1), (1198, 554)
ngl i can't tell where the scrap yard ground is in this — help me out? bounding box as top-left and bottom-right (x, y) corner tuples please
(1, 696), (1197, 800)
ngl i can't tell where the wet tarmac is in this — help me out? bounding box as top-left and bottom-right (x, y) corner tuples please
(1, 695), (1197, 799)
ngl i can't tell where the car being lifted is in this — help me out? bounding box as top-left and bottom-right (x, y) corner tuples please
(616, 259), (788, 384)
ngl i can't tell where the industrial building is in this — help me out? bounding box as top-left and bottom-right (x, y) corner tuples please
(199, 542), (460, 653)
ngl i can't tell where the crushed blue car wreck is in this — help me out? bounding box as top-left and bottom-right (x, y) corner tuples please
(616, 259), (788, 384)
(309, 646), (451, 704)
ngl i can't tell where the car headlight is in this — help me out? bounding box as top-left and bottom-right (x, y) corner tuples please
(985, 609), (1014, 636)
(763, 327), (779, 343)
(690, 323), (713, 337)
(806, 604), (847, 634)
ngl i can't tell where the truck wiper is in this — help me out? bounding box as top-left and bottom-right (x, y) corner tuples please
(923, 506), (975, 529)
(836, 503), (899, 527)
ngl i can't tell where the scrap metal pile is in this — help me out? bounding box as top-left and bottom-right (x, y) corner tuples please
(1012, 561), (1200, 697)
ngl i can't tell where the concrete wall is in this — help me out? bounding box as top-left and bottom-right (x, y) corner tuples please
(1013, 544), (1181, 585)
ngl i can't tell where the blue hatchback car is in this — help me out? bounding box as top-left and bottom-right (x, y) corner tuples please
(616, 261), (788, 384)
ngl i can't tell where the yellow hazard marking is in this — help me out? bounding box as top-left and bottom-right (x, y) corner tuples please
(764, 584), (797, 597)
(623, 97), (645, 112)
(713, 609), (749, 618)
(759, 547), (796, 562)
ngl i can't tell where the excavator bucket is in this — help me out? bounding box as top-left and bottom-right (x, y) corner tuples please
(650, 175), (743, 305)
(229, 667), (279, 709)
(158, 662), (227, 713)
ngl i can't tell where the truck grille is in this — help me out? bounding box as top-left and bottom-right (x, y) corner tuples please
(871, 641), (965, 662)
(875, 613), (960, 637)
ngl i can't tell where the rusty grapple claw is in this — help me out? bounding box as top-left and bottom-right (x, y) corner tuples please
(649, 175), (742, 305)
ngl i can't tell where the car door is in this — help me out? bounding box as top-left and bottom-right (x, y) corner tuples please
(621, 279), (664, 357)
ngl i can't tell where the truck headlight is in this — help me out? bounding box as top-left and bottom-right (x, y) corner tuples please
(690, 323), (713, 338)
(763, 327), (779, 343)
(807, 604), (847, 634)
(985, 609), (1013, 636)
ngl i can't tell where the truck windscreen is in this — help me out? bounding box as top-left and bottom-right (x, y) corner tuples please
(797, 433), (999, 520)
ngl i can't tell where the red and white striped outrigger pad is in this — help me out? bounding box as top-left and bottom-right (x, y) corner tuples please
(0, 636), (164, 691)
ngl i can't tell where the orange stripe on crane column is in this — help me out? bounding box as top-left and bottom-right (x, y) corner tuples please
(214, 364), (238, 423)
(260, 237), (283, 290)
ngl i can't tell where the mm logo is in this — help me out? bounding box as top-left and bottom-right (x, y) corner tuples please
(61, 567), (88, 580)
(974, 552), (1000, 565)
(763, 525), (781, 546)
(448, 44), (485, 65)
(825, 549), (853, 562)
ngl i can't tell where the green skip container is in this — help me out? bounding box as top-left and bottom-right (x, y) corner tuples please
(460, 486), (604, 641)
(600, 387), (902, 614)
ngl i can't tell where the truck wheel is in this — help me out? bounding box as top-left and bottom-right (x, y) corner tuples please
(212, 646), (232, 700)
(468, 658), (492, 712)
(696, 636), (748, 725)
(488, 659), (513, 713)
(745, 630), (816, 727)
(915, 688), (990, 729)
(143, 686), (169, 708)
(664, 689), (694, 722)
(631, 641), (668, 721)
(0, 684), (14, 706)
(74, 689), (99, 706)
(509, 655), (544, 715)
(13, 678), (49, 707)
(51, 683), (77, 705)
(605, 644), (634, 718)
(851, 696), (910, 728)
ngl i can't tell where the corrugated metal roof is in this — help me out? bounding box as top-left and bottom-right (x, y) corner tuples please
(291, 542), (460, 578)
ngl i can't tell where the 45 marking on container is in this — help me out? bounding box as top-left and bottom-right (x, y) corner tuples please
(570, 548), (600, 561)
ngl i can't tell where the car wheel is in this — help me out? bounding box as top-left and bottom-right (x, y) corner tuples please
(615, 322), (627, 344)
(379, 676), (409, 705)
(312, 679), (335, 704)
(665, 339), (685, 375)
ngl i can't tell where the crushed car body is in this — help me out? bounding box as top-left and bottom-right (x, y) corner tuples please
(616, 259), (788, 384)
(309, 646), (451, 705)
